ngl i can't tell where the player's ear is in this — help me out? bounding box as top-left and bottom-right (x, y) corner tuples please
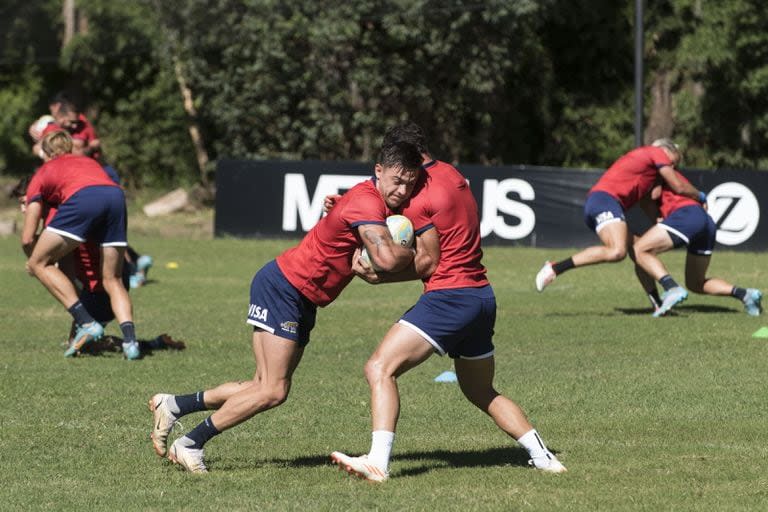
(374, 163), (383, 179)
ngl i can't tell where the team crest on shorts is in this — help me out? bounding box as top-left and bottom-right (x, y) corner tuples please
(280, 321), (298, 334)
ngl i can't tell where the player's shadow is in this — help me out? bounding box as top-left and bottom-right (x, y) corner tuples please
(250, 446), (537, 476)
(615, 304), (737, 316)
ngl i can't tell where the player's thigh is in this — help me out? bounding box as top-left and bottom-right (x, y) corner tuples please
(369, 323), (434, 378)
(634, 225), (674, 254)
(100, 245), (126, 279)
(454, 356), (496, 399)
(251, 329), (304, 388)
(29, 229), (80, 266)
(596, 221), (629, 250)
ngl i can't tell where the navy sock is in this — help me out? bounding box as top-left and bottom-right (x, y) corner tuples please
(731, 287), (747, 301)
(186, 417), (220, 449)
(552, 258), (575, 275)
(68, 301), (96, 326)
(119, 322), (137, 344)
(659, 275), (679, 291)
(175, 391), (208, 416)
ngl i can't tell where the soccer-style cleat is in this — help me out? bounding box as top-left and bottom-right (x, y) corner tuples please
(535, 261), (556, 292)
(330, 452), (389, 482)
(743, 288), (763, 317)
(148, 393), (177, 457)
(129, 273), (146, 289)
(528, 453), (567, 474)
(64, 322), (104, 357)
(123, 341), (141, 360)
(137, 255), (153, 273)
(168, 437), (207, 473)
(652, 286), (688, 317)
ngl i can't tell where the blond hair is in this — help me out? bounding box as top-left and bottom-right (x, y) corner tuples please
(651, 138), (681, 161)
(41, 130), (73, 158)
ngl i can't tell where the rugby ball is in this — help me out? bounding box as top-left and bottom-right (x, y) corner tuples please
(30, 115), (55, 141)
(359, 215), (414, 271)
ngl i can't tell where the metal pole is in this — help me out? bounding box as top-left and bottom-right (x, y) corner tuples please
(634, 0), (644, 147)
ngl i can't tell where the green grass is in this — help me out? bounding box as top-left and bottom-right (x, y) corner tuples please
(1, 232), (766, 511)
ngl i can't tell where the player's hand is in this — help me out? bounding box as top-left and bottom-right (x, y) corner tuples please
(323, 194), (342, 214)
(25, 261), (33, 275)
(352, 248), (381, 283)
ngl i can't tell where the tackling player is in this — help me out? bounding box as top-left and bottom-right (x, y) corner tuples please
(147, 139), (423, 473)
(535, 140), (706, 304)
(633, 171), (762, 317)
(21, 130), (139, 359)
(330, 122), (566, 482)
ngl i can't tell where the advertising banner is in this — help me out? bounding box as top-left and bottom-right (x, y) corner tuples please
(215, 159), (766, 251)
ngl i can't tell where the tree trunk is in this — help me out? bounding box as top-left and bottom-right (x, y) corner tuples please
(644, 70), (676, 144)
(173, 58), (210, 187)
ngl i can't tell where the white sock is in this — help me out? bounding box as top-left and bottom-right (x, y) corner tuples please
(367, 430), (395, 470)
(517, 429), (550, 460)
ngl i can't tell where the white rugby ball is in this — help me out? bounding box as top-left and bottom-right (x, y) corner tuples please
(30, 115), (55, 141)
(359, 215), (414, 271)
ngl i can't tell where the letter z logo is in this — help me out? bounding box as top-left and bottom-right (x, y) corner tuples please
(707, 182), (760, 246)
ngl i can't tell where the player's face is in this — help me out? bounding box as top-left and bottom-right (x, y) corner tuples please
(54, 111), (79, 131)
(375, 164), (420, 209)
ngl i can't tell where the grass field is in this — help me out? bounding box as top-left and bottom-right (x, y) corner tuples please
(1, 223), (766, 511)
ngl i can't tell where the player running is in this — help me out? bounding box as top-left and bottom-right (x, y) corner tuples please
(330, 122), (566, 482)
(147, 139), (423, 473)
(633, 170), (762, 317)
(535, 140), (706, 306)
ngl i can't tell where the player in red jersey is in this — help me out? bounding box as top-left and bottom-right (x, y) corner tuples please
(330, 122), (566, 482)
(146, 139), (423, 473)
(633, 171), (762, 317)
(535, 139), (706, 302)
(21, 131), (140, 359)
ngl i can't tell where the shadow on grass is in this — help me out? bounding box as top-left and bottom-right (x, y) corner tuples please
(246, 445), (546, 476)
(615, 304), (737, 316)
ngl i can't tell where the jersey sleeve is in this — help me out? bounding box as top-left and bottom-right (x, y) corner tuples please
(342, 185), (388, 229)
(25, 168), (46, 204)
(649, 147), (673, 169)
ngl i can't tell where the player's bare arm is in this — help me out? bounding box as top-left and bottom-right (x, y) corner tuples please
(659, 166), (702, 202)
(359, 224), (414, 273)
(355, 228), (440, 284)
(21, 201), (43, 257)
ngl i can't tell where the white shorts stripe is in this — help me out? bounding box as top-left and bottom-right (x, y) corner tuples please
(246, 319), (275, 334)
(102, 241), (128, 247)
(459, 350), (495, 360)
(595, 217), (624, 234)
(45, 226), (85, 242)
(659, 223), (690, 244)
(398, 319), (444, 356)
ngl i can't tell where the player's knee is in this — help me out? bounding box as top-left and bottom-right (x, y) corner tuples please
(262, 385), (290, 409)
(605, 246), (627, 262)
(363, 357), (392, 385)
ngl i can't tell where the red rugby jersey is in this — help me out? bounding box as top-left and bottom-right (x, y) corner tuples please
(659, 170), (699, 218)
(401, 160), (488, 292)
(276, 178), (392, 307)
(590, 146), (673, 209)
(26, 154), (118, 207)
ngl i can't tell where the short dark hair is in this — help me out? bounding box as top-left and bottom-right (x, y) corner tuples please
(383, 121), (429, 156)
(377, 139), (423, 172)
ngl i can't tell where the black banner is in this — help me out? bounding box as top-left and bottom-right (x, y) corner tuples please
(215, 159), (766, 251)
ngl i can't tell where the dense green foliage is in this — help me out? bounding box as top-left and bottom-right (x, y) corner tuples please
(1, 0), (766, 186)
(1, 233), (767, 510)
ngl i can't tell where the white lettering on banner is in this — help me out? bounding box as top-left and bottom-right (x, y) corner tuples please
(707, 182), (760, 246)
(282, 174), (370, 231)
(480, 179), (536, 239)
